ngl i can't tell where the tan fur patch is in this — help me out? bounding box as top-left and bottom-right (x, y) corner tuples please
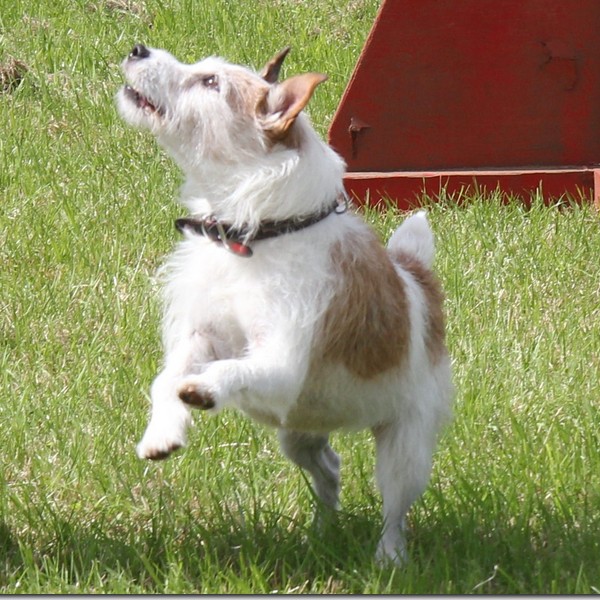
(316, 229), (410, 379)
(222, 71), (302, 149)
(392, 250), (447, 364)
(225, 70), (269, 116)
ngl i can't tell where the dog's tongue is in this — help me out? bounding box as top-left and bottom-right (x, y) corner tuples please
(139, 95), (156, 111)
(125, 84), (157, 112)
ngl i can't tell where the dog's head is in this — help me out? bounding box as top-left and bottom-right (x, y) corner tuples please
(117, 44), (327, 171)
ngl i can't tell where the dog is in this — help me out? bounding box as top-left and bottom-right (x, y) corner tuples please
(117, 43), (454, 565)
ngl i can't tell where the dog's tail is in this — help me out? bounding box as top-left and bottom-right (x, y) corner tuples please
(387, 210), (435, 269)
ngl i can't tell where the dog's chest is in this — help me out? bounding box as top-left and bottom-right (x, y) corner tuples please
(165, 239), (312, 352)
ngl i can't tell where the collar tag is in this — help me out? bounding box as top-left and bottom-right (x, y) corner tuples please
(213, 220), (254, 257)
(227, 241), (253, 257)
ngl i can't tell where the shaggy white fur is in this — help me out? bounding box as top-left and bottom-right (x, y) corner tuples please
(117, 44), (454, 565)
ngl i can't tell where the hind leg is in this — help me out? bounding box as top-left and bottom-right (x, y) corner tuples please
(278, 429), (341, 509)
(372, 418), (435, 565)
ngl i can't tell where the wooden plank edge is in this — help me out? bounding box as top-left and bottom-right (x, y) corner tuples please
(343, 169), (600, 210)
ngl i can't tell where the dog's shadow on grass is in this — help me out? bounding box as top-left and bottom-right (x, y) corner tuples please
(138, 507), (382, 590)
(3, 499), (596, 592)
(0, 509), (381, 592)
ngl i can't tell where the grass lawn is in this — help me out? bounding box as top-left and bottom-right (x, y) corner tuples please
(1, 0), (600, 593)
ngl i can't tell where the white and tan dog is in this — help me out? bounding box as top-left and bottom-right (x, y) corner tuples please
(117, 44), (453, 564)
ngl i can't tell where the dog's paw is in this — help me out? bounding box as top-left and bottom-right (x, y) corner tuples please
(375, 536), (408, 567)
(178, 381), (216, 410)
(137, 441), (181, 461)
(136, 423), (186, 461)
(177, 362), (242, 413)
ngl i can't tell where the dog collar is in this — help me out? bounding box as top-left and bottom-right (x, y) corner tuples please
(174, 193), (349, 257)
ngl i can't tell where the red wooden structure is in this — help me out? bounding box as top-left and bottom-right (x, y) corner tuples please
(328, 0), (600, 209)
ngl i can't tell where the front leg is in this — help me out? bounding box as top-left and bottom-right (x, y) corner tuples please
(176, 359), (245, 412)
(177, 337), (309, 423)
(136, 331), (216, 460)
(136, 369), (192, 460)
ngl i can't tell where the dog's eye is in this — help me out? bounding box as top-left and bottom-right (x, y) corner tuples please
(201, 75), (219, 91)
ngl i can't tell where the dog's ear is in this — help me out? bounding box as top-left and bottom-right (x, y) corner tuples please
(259, 46), (291, 83)
(259, 72), (327, 140)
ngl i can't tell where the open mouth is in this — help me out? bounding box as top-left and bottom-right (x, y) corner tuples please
(124, 84), (164, 116)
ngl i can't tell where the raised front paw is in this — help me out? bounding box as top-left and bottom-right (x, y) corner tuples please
(178, 381), (216, 410)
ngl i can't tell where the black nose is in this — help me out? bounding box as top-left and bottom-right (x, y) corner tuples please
(129, 44), (150, 59)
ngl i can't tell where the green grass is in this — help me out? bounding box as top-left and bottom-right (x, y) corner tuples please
(2, 0), (600, 593)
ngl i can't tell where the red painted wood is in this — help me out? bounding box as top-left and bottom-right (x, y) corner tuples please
(344, 169), (598, 210)
(328, 0), (600, 206)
